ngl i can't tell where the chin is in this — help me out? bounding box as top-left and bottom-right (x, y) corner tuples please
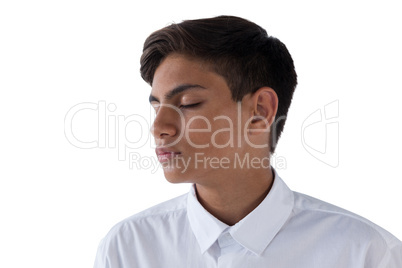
(162, 169), (193, 184)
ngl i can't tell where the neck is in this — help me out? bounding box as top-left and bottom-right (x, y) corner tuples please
(194, 167), (274, 226)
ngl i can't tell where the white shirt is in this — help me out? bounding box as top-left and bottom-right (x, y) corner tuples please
(94, 170), (402, 267)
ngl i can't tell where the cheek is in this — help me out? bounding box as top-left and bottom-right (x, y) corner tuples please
(182, 108), (242, 149)
(185, 132), (211, 148)
(210, 126), (234, 148)
(185, 121), (242, 153)
(183, 116), (213, 147)
(209, 114), (242, 149)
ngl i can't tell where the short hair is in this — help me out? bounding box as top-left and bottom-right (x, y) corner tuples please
(140, 15), (297, 153)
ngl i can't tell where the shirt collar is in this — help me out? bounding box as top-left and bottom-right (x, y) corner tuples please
(187, 183), (229, 253)
(187, 168), (294, 255)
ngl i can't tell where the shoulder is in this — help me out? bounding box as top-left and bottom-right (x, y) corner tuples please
(291, 191), (402, 263)
(94, 193), (189, 267)
(101, 193), (188, 243)
(127, 192), (188, 221)
(292, 191), (399, 243)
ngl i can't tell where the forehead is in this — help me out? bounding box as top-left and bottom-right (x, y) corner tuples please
(151, 54), (230, 98)
(153, 54), (208, 84)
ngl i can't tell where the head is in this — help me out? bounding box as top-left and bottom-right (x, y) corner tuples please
(140, 16), (297, 184)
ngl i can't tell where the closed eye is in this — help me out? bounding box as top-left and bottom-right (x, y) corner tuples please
(179, 102), (201, 109)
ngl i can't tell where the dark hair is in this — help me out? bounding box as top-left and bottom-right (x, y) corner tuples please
(140, 15), (297, 153)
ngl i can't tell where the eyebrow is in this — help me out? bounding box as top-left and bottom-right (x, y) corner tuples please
(149, 84), (206, 103)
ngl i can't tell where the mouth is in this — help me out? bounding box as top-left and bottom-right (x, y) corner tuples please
(155, 148), (182, 163)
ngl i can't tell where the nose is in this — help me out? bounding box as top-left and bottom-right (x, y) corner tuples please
(151, 105), (179, 139)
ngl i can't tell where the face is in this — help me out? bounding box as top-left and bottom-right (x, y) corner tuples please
(150, 54), (253, 186)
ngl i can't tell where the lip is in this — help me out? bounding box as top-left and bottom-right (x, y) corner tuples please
(155, 147), (182, 162)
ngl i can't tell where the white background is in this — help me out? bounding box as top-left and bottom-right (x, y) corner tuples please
(1, 0), (401, 267)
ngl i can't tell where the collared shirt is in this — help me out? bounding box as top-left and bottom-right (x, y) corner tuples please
(94, 170), (402, 267)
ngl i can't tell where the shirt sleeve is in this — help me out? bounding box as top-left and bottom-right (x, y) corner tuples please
(93, 238), (111, 268)
(93, 222), (139, 268)
(378, 240), (402, 268)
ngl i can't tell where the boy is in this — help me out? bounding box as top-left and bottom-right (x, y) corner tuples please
(94, 15), (401, 267)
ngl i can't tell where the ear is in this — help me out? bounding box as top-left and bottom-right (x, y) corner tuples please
(248, 87), (278, 134)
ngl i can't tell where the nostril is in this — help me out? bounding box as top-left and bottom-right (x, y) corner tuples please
(151, 120), (177, 138)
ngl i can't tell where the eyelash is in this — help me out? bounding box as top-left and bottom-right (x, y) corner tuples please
(179, 102), (201, 109)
